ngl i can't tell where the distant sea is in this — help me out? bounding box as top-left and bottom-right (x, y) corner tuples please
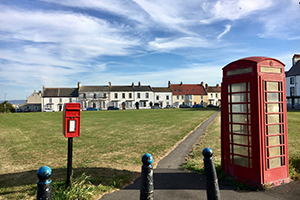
(6, 100), (26, 105)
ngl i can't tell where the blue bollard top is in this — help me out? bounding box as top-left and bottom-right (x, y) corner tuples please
(142, 153), (153, 166)
(37, 166), (52, 181)
(202, 148), (213, 158)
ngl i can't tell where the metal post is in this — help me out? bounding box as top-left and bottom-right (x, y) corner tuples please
(202, 148), (221, 200)
(140, 153), (154, 200)
(37, 166), (52, 200)
(67, 137), (73, 185)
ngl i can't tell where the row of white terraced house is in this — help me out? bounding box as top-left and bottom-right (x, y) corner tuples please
(42, 82), (173, 111)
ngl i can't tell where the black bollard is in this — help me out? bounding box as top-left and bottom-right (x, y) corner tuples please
(202, 148), (220, 200)
(37, 166), (52, 200)
(140, 153), (154, 200)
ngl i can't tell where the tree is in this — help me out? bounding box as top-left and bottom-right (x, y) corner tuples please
(0, 101), (14, 113)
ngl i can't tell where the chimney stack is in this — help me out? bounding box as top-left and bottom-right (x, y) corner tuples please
(293, 54), (300, 65)
(205, 83), (208, 89)
(138, 81), (141, 87)
(78, 82), (81, 89)
(132, 82), (134, 88)
(216, 84), (219, 88)
(201, 82), (204, 86)
(43, 85), (45, 91)
(168, 81), (171, 88)
(108, 82), (111, 87)
(180, 81), (183, 86)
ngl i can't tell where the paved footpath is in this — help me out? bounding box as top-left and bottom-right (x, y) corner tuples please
(100, 111), (300, 200)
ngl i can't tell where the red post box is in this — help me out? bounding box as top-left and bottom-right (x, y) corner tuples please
(221, 57), (290, 187)
(63, 103), (81, 138)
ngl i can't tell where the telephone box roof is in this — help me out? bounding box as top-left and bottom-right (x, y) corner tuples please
(223, 56), (285, 69)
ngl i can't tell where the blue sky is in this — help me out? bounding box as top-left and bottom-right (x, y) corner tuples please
(1, 0), (300, 100)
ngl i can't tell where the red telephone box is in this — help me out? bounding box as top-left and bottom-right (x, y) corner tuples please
(63, 103), (81, 138)
(221, 57), (290, 187)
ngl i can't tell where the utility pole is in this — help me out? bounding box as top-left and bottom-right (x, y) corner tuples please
(4, 93), (6, 113)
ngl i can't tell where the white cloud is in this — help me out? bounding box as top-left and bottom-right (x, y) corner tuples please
(148, 37), (215, 51)
(0, 6), (141, 61)
(217, 25), (231, 40)
(201, 0), (273, 23)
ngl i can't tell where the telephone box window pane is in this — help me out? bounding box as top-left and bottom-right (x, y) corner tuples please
(232, 124), (248, 134)
(269, 157), (282, 168)
(232, 104), (247, 113)
(231, 83), (247, 92)
(232, 93), (247, 102)
(267, 82), (279, 91)
(233, 145), (248, 156)
(228, 95), (231, 103)
(261, 67), (281, 73)
(228, 84), (231, 93)
(266, 103), (280, 113)
(232, 114), (248, 123)
(267, 114), (280, 124)
(267, 93), (280, 102)
(268, 136), (281, 146)
(234, 155), (248, 167)
(267, 125), (281, 135)
(269, 147), (281, 157)
(233, 135), (248, 145)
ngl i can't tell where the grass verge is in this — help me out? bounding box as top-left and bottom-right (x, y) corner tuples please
(183, 111), (300, 190)
(0, 108), (217, 199)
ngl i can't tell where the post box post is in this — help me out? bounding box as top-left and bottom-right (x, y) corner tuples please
(63, 103), (81, 185)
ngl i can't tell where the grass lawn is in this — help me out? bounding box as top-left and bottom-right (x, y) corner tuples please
(0, 108), (217, 199)
(183, 111), (300, 182)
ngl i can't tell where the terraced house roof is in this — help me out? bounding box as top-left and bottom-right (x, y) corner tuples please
(152, 87), (172, 92)
(79, 86), (109, 92)
(43, 88), (78, 97)
(170, 83), (207, 95)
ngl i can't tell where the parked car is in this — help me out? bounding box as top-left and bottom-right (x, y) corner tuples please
(16, 108), (22, 112)
(151, 105), (162, 109)
(86, 107), (99, 111)
(42, 107), (55, 112)
(107, 106), (120, 110)
(192, 104), (203, 108)
(207, 104), (219, 108)
(179, 104), (191, 108)
(165, 105), (175, 109)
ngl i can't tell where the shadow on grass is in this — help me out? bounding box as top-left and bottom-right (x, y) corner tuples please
(0, 167), (139, 190)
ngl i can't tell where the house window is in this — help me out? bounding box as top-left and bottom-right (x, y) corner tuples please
(156, 96), (159, 100)
(211, 94), (213, 98)
(122, 93), (125, 98)
(291, 87), (295, 96)
(187, 89), (189, 92)
(59, 98), (62, 103)
(83, 93), (86, 98)
(94, 93), (97, 98)
(201, 95), (203, 100)
(115, 93), (118, 99)
(175, 89), (177, 92)
(177, 95), (179, 100)
(49, 98), (52, 103)
(166, 95), (169, 100)
(182, 95), (184, 99)
(187, 95), (193, 100)
(216, 94), (218, 98)
(69, 98), (72, 103)
(129, 93), (132, 98)
(146, 93), (149, 98)
(179, 90), (182, 92)
(137, 93), (140, 98)
(104, 93), (107, 98)
(290, 77), (295, 84)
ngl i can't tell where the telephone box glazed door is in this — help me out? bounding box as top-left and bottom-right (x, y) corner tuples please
(260, 74), (289, 184)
